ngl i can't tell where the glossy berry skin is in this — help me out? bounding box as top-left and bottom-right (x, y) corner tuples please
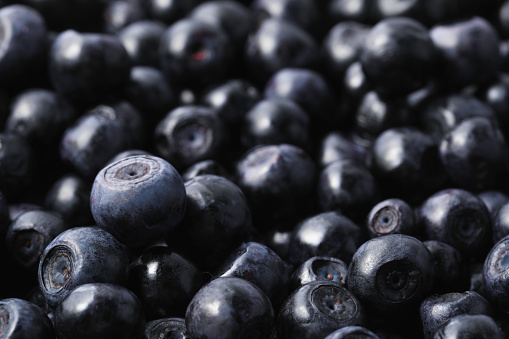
(154, 105), (227, 171)
(371, 127), (446, 203)
(430, 16), (501, 90)
(277, 280), (366, 339)
(48, 29), (131, 108)
(290, 256), (349, 291)
(419, 291), (494, 339)
(439, 117), (509, 192)
(492, 201), (509, 243)
(44, 172), (94, 226)
(159, 19), (233, 89)
(37, 226), (129, 308)
(324, 326), (380, 339)
(317, 160), (378, 220)
(53, 283), (145, 339)
(343, 61), (371, 101)
(60, 102), (144, 178)
(423, 240), (469, 294)
(347, 234), (435, 317)
(103, 0), (146, 34)
(0, 133), (36, 199)
(478, 190), (509, 222)
(327, 0), (378, 25)
(181, 159), (230, 182)
(144, 317), (188, 339)
(288, 211), (364, 265)
(90, 155), (186, 247)
(360, 17), (436, 98)
(242, 98), (310, 150)
(316, 131), (369, 169)
(236, 144), (316, 229)
(433, 314), (505, 339)
(482, 235), (509, 313)
(215, 241), (291, 311)
(0, 5), (48, 86)
(244, 18), (319, 85)
(6, 210), (68, 270)
(143, 0), (199, 25)
(264, 68), (339, 124)
(367, 198), (418, 238)
(128, 246), (206, 320)
(118, 20), (166, 67)
(418, 188), (492, 257)
(0, 298), (54, 338)
(167, 175), (252, 271)
(185, 277), (275, 339)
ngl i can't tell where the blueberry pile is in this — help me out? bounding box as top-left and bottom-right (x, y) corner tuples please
(3, 0), (509, 338)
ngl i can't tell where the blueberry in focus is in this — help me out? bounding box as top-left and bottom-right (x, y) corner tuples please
(37, 226), (129, 308)
(185, 277), (275, 339)
(0, 298), (54, 338)
(277, 280), (366, 339)
(483, 234), (509, 313)
(290, 256), (349, 291)
(90, 155), (186, 247)
(52, 283), (145, 339)
(366, 198), (419, 238)
(144, 317), (188, 339)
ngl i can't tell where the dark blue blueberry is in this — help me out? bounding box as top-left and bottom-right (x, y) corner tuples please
(347, 234), (435, 318)
(290, 256), (349, 291)
(215, 241), (291, 311)
(8, 203), (43, 223)
(159, 19), (234, 89)
(60, 101), (144, 178)
(277, 280), (366, 339)
(482, 74), (509, 131)
(143, 0), (199, 25)
(0, 298), (54, 338)
(288, 211), (364, 265)
(242, 98), (310, 151)
(371, 127), (446, 203)
(144, 317), (188, 339)
(375, 0), (459, 25)
(0, 5), (48, 88)
(423, 240), (469, 294)
(264, 228), (293, 261)
(439, 117), (509, 192)
(418, 188), (492, 257)
(430, 16), (501, 90)
(324, 326), (380, 339)
(37, 226), (129, 308)
(419, 291), (494, 339)
(316, 131), (370, 169)
(90, 155), (186, 247)
(360, 17), (436, 98)
(343, 61), (371, 101)
(483, 235), (509, 313)
(433, 314), (504, 339)
(478, 190), (509, 223)
(118, 20), (166, 67)
(322, 21), (370, 83)
(6, 210), (68, 270)
(48, 29), (131, 108)
(190, 1), (251, 51)
(181, 159), (231, 182)
(317, 160), (378, 220)
(154, 105), (227, 171)
(53, 283), (145, 339)
(107, 149), (153, 165)
(103, 0), (146, 34)
(185, 277), (275, 339)
(236, 144), (316, 229)
(327, 0), (378, 25)
(492, 201), (509, 243)
(128, 246), (206, 320)
(367, 198), (418, 238)
(244, 18), (319, 86)
(167, 174), (252, 271)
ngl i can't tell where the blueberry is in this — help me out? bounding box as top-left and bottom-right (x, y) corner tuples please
(118, 20), (166, 67)
(478, 190), (509, 222)
(418, 188), (492, 257)
(483, 234), (509, 313)
(90, 155), (186, 247)
(327, 0), (378, 25)
(144, 317), (188, 339)
(343, 61), (371, 101)
(433, 314), (505, 339)
(324, 325), (380, 339)
(167, 174), (252, 271)
(360, 17), (436, 97)
(37, 226), (129, 308)
(107, 149), (153, 165)
(185, 277), (275, 339)
(367, 198), (418, 238)
(419, 291), (494, 339)
(181, 159), (231, 182)
(316, 131), (370, 169)
(492, 201), (509, 243)
(277, 280), (366, 339)
(215, 241), (291, 311)
(290, 256), (349, 290)
(288, 211), (365, 265)
(143, 0), (199, 25)
(53, 283), (145, 339)
(0, 298), (54, 338)
(347, 234), (435, 318)
(154, 105), (227, 171)
(128, 246), (206, 320)
(6, 210), (68, 271)
(103, 0), (146, 34)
